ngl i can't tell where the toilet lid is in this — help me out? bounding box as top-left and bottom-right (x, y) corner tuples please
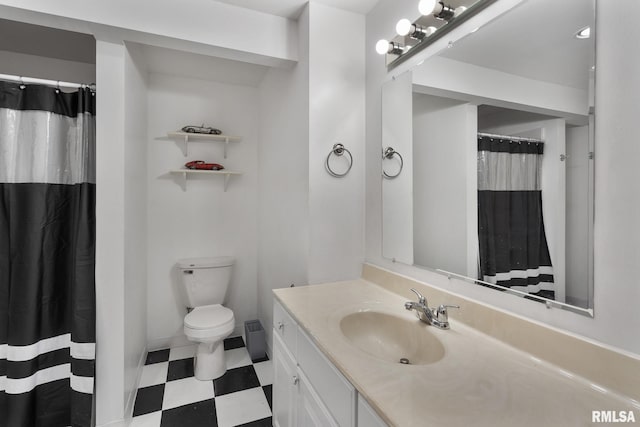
(185, 304), (234, 330)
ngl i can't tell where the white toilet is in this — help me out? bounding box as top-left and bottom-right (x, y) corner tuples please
(178, 256), (235, 380)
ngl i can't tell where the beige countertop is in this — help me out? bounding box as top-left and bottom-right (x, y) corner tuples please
(273, 279), (638, 427)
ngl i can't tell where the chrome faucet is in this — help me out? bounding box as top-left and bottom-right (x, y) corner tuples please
(404, 288), (459, 329)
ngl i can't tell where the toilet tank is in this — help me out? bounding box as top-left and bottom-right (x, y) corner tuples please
(178, 256), (235, 308)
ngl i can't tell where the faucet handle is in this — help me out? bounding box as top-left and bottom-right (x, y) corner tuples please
(436, 304), (460, 321)
(410, 288), (426, 305)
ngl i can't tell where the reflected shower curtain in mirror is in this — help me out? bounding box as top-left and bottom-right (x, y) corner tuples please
(0, 81), (96, 426)
(477, 136), (555, 300)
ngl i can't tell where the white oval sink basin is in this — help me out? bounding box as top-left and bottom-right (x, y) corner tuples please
(339, 311), (445, 365)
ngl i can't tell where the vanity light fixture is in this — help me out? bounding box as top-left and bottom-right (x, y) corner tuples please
(377, 0), (497, 68)
(396, 18), (437, 40)
(376, 39), (405, 55)
(575, 26), (591, 39)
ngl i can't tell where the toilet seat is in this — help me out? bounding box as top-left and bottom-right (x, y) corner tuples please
(186, 304), (233, 329)
(184, 304), (234, 341)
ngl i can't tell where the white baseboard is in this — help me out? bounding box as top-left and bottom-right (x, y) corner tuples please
(123, 345), (148, 424)
(147, 323), (246, 352)
(97, 419), (126, 427)
(147, 334), (191, 351)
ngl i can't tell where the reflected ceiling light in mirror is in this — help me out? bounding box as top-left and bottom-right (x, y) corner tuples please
(396, 19), (437, 40)
(575, 26), (591, 39)
(376, 39), (405, 55)
(454, 6), (467, 17)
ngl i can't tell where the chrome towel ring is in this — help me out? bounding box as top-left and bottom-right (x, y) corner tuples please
(382, 146), (403, 179)
(326, 143), (353, 177)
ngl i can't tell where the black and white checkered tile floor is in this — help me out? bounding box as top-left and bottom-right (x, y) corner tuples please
(131, 337), (272, 427)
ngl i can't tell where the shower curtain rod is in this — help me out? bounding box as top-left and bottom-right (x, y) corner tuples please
(0, 73), (96, 90)
(478, 132), (542, 143)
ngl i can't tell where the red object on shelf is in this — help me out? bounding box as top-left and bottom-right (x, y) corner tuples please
(185, 160), (225, 170)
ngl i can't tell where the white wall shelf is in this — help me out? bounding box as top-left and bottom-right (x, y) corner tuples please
(164, 131), (242, 158)
(170, 169), (243, 192)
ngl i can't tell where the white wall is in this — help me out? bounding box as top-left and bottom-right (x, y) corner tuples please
(412, 94), (476, 276)
(565, 125), (590, 307)
(365, 0), (640, 356)
(0, 49), (95, 83)
(95, 38), (150, 427)
(307, 2), (365, 284)
(95, 39), (126, 426)
(122, 42), (149, 418)
(146, 72), (260, 347)
(256, 6), (310, 351)
(591, 0), (640, 354)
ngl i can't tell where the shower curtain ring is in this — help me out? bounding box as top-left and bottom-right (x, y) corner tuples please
(19, 77), (26, 90)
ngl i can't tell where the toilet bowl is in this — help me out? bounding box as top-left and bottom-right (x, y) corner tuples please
(178, 256), (235, 380)
(184, 304), (235, 380)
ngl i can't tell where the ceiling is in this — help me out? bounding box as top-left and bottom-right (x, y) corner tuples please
(440, 0), (595, 90)
(213, 0), (380, 19)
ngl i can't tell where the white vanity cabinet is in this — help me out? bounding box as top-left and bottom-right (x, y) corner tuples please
(273, 300), (388, 427)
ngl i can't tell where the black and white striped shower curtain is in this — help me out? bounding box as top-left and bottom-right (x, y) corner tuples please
(477, 135), (555, 300)
(0, 81), (96, 426)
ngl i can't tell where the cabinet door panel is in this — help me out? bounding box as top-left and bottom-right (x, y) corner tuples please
(273, 332), (298, 427)
(298, 371), (339, 427)
(297, 328), (356, 427)
(357, 395), (388, 427)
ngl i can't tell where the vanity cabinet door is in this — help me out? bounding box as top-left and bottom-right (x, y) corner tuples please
(297, 328), (356, 427)
(297, 370), (339, 427)
(357, 395), (388, 427)
(273, 332), (298, 427)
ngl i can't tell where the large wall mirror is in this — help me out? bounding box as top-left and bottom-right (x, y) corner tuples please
(382, 0), (595, 315)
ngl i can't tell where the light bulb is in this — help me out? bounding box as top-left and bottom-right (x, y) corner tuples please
(575, 26), (591, 39)
(419, 0), (437, 15)
(376, 39), (390, 55)
(396, 19), (413, 36)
